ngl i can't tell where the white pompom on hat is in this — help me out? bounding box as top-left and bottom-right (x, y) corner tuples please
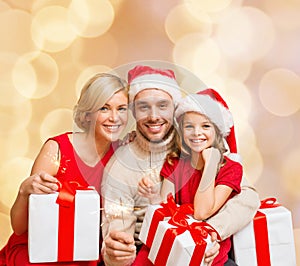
(175, 88), (241, 163)
(127, 65), (182, 105)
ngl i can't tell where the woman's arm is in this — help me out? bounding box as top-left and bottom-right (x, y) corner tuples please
(194, 148), (232, 220)
(10, 140), (60, 235)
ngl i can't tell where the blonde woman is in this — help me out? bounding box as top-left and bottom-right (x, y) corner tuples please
(0, 73), (129, 266)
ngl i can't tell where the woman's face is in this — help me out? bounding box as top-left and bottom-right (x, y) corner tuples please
(90, 90), (128, 142)
(182, 112), (216, 155)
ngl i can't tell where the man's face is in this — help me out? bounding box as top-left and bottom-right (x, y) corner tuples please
(134, 89), (175, 142)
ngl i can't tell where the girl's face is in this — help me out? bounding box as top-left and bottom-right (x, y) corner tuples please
(90, 90), (128, 142)
(182, 112), (216, 154)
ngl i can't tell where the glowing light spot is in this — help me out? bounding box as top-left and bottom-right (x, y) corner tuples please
(235, 119), (256, 160)
(0, 100), (32, 134)
(218, 57), (252, 82)
(173, 35), (221, 77)
(76, 65), (113, 98)
(0, 157), (33, 206)
(280, 150), (300, 199)
(0, 1), (10, 12)
(243, 146), (263, 185)
(259, 68), (300, 116)
(68, 0), (115, 38)
(31, 6), (77, 52)
(0, 52), (28, 107)
(40, 108), (73, 141)
(165, 4), (212, 44)
(12, 51), (59, 99)
(71, 34), (118, 68)
(0, 9), (36, 54)
(0, 212), (12, 248)
(0, 131), (29, 161)
(256, 116), (294, 155)
(263, 0), (300, 30)
(184, 0), (232, 13)
(224, 79), (252, 122)
(215, 7), (275, 61)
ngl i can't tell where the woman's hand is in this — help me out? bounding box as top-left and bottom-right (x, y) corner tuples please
(19, 171), (59, 197)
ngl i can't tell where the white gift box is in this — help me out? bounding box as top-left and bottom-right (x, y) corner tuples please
(233, 201), (297, 266)
(28, 190), (100, 263)
(139, 204), (170, 247)
(148, 218), (213, 266)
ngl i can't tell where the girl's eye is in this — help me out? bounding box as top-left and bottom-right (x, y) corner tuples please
(184, 124), (193, 129)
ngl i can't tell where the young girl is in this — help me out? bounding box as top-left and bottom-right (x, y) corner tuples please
(138, 89), (242, 266)
(0, 73), (130, 266)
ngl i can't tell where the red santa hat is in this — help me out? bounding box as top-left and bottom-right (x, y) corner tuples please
(175, 88), (241, 162)
(127, 65), (181, 105)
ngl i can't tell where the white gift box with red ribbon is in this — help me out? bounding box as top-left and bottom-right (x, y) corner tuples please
(139, 194), (194, 248)
(148, 217), (217, 266)
(233, 198), (297, 266)
(28, 182), (100, 263)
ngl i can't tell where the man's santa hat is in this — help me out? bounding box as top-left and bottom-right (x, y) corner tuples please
(127, 65), (181, 105)
(175, 88), (241, 163)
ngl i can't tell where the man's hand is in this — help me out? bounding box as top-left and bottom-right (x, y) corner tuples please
(103, 230), (136, 266)
(204, 232), (220, 266)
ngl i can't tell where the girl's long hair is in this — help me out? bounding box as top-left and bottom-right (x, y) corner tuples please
(166, 113), (227, 171)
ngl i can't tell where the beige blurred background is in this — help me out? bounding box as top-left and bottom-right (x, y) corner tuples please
(0, 0), (299, 262)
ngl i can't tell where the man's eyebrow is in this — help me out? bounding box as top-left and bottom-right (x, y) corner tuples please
(135, 100), (148, 105)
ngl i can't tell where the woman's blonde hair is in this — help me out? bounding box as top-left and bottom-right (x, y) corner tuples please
(73, 73), (128, 131)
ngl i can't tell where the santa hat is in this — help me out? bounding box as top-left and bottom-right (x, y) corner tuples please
(175, 88), (241, 163)
(127, 65), (181, 105)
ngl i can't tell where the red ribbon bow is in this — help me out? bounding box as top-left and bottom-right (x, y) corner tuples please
(154, 207), (221, 266)
(55, 181), (93, 261)
(146, 193), (193, 248)
(259, 197), (280, 209)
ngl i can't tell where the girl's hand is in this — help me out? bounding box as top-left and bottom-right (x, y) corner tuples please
(119, 130), (136, 145)
(19, 171), (59, 197)
(202, 147), (221, 164)
(138, 177), (159, 199)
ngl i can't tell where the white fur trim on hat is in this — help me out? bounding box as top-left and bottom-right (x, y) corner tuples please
(129, 73), (182, 105)
(175, 94), (234, 137)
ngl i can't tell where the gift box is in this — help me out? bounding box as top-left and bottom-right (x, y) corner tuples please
(148, 215), (217, 266)
(139, 204), (171, 248)
(28, 182), (100, 263)
(233, 198), (297, 266)
(139, 194), (194, 248)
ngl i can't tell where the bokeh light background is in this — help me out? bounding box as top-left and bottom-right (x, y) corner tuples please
(0, 0), (299, 261)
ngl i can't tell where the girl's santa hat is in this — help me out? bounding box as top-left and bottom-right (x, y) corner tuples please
(175, 88), (241, 163)
(127, 65), (181, 105)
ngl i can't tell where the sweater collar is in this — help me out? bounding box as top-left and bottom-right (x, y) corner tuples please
(134, 127), (176, 155)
